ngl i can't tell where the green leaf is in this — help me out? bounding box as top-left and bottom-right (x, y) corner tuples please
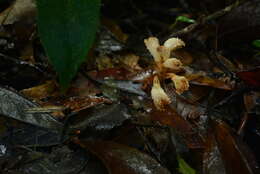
(177, 156), (196, 174)
(252, 40), (260, 48)
(176, 16), (195, 23)
(36, 0), (100, 90)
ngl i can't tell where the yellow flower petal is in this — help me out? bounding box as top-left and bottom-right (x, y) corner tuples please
(169, 73), (189, 94)
(163, 38), (185, 51)
(151, 76), (171, 110)
(144, 37), (161, 63)
(163, 58), (183, 71)
(157, 46), (171, 62)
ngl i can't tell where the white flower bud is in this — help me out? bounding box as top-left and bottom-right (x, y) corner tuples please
(163, 58), (183, 71)
(144, 37), (161, 63)
(151, 76), (171, 110)
(169, 73), (189, 94)
(164, 38), (185, 51)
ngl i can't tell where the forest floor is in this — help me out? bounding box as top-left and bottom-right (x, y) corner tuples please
(0, 0), (259, 174)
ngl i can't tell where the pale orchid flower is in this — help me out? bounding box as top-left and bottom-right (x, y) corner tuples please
(144, 37), (189, 110)
(168, 73), (189, 94)
(163, 38), (185, 51)
(163, 58), (183, 71)
(151, 76), (171, 110)
(144, 37), (161, 63)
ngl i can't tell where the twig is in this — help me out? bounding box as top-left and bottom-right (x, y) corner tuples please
(169, 0), (245, 37)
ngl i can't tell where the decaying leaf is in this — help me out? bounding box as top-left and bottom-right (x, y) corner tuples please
(20, 80), (58, 100)
(186, 73), (233, 90)
(212, 120), (260, 174)
(0, 0), (36, 25)
(62, 96), (112, 112)
(75, 139), (171, 174)
(150, 107), (204, 149)
(0, 87), (63, 133)
(69, 103), (131, 133)
(236, 67), (260, 88)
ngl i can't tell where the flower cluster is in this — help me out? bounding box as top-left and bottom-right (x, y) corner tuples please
(144, 37), (189, 110)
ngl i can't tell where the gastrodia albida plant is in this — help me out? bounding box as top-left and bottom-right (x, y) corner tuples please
(144, 37), (189, 110)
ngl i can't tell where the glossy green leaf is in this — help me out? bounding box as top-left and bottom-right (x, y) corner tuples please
(176, 16), (195, 23)
(177, 156), (196, 174)
(36, 0), (100, 90)
(252, 40), (260, 48)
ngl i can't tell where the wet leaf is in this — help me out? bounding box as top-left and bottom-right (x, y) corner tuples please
(0, 87), (63, 133)
(164, 84), (206, 120)
(218, 0), (260, 44)
(0, 53), (46, 90)
(186, 74), (233, 90)
(20, 80), (58, 100)
(103, 80), (146, 96)
(101, 18), (128, 43)
(19, 146), (90, 174)
(69, 103), (131, 135)
(62, 96), (112, 112)
(243, 92), (260, 113)
(37, 0), (101, 89)
(143, 127), (179, 172)
(0, 121), (61, 146)
(75, 140), (171, 174)
(203, 131), (226, 174)
(119, 54), (142, 71)
(68, 74), (101, 97)
(88, 70), (147, 96)
(212, 120), (260, 174)
(95, 26), (125, 54)
(150, 108), (204, 149)
(236, 67), (260, 87)
(88, 68), (133, 81)
(0, 0), (36, 25)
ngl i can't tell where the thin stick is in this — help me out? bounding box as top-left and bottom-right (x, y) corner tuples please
(169, 0), (245, 37)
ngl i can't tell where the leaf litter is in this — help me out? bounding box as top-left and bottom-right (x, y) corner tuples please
(0, 0), (260, 174)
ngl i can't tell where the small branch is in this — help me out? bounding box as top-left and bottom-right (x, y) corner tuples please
(169, 0), (245, 37)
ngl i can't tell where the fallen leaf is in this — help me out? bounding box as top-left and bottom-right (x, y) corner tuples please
(75, 139), (171, 174)
(0, 87), (63, 133)
(186, 73), (233, 90)
(0, 0), (36, 25)
(236, 67), (260, 87)
(212, 119), (260, 174)
(20, 80), (58, 100)
(62, 96), (112, 112)
(150, 107), (204, 149)
(69, 103), (131, 132)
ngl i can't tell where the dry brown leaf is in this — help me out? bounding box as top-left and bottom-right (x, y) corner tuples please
(20, 80), (58, 100)
(186, 73), (233, 90)
(0, 0), (36, 25)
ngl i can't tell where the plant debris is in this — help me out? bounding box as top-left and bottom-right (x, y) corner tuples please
(0, 0), (259, 173)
